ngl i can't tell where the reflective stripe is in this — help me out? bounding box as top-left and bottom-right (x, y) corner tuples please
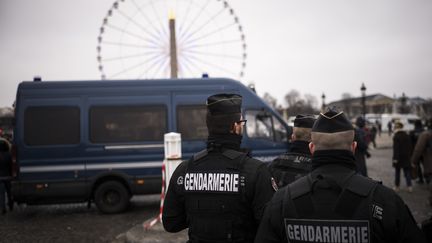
(20, 161), (162, 173)
(86, 162), (162, 170)
(21, 165), (85, 173)
(104, 144), (164, 150)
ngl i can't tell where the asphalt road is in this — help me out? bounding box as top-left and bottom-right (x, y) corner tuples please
(0, 195), (160, 243)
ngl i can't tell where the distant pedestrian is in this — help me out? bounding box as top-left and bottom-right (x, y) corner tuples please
(392, 122), (413, 192)
(370, 125), (378, 148)
(354, 116), (370, 177)
(387, 120), (393, 136)
(268, 114), (316, 187)
(0, 139), (12, 214)
(411, 118), (432, 205)
(376, 119), (382, 137)
(410, 120), (425, 184)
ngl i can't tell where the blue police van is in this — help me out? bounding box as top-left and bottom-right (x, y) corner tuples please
(12, 78), (291, 213)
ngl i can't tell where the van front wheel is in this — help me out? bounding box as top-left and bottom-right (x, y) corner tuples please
(94, 181), (130, 214)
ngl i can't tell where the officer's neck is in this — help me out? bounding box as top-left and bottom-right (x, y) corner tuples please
(207, 133), (242, 151)
(311, 149), (357, 170)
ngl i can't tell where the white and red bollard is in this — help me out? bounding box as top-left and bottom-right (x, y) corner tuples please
(144, 133), (182, 230)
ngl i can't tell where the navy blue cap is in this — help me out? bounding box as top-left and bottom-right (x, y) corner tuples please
(207, 94), (242, 115)
(293, 114), (316, 128)
(312, 108), (354, 133)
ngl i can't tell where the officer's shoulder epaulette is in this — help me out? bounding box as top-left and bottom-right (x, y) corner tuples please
(222, 149), (244, 160)
(345, 174), (378, 197)
(193, 149), (208, 161)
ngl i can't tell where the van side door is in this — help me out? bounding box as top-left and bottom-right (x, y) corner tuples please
(84, 93), (170, 194)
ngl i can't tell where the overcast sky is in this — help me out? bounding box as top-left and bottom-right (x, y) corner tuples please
(1, 0), (431, 108)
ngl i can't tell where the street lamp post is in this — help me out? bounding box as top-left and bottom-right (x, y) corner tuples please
(321, 93), (326, 111)
(400, 92), (407, 114)
(361, 83), (366, 118)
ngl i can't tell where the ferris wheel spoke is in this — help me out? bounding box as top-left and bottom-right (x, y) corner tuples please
(185, 54), (238, 77)
(152, 56), (170, 78)
(177, 0), (193, 37)
(149, 0), (169, 39)
(181, 22), (237, 46)
(162, 58), (171, 77)
(105, 23), (162, 47)
(180, 55), (206, 76)
(138, 54), (169, 79)
(130, 0), (168, 40)
(102, 51), (164, 62)
(101, 41), (162, 50)
(179, 8), (225, 45)
(177, 61), (190, 78)
(116, 8), (163, 44)
(178, 0), (211, 42)
(107, 53), (165, 78)
(181, 39), (243, 50)
(181, 49), (243, 60)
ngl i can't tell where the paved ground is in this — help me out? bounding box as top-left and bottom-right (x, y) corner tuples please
(124, 134), (432, 242)
(0, 195), (161, 243)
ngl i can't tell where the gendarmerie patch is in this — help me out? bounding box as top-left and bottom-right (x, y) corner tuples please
(184, 172), (240, 193)
(284, 218), (370, 243)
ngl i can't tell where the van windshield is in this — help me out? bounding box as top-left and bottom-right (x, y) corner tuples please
(245, 110), (287, 142)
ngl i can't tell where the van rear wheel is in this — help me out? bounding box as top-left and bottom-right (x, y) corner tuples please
(94, 181), (130, 214)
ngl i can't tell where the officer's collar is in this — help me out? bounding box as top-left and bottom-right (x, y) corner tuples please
(289, 140), (311, 155)
(207, 133), (242, 151)
(311, 150), (357, 171)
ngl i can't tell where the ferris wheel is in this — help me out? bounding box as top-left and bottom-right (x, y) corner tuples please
(97, 0), (247, 80)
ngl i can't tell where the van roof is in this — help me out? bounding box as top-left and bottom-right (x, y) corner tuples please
(18, 78), (242, 90)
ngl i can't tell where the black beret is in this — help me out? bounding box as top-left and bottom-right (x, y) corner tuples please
(207, 93), (242, 115)
(312, 108), (354, 133)
(293, 114), (316, 128)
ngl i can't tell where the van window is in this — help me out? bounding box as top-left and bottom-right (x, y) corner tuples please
(90, 106), (167, 143)
(24, 106), (80, 146)
(177, 105), (208, 140)
(245, 110), (287, 142)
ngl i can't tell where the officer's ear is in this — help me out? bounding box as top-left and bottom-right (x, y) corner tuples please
(351, 141), (357, 153)
(309, 142), (315, 155)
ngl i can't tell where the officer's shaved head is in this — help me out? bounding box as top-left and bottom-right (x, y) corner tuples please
(292, 114), (316, 142)
(311, 130), (354, 150)
(310, 108), (355, 152)
(293, 127), (312, 141)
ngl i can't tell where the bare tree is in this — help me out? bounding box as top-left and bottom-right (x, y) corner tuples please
(262, 92), (278, 109)
(304, 94), (318, 109)
(284, 89), (319, 116)
(284, 90), (300, 108)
